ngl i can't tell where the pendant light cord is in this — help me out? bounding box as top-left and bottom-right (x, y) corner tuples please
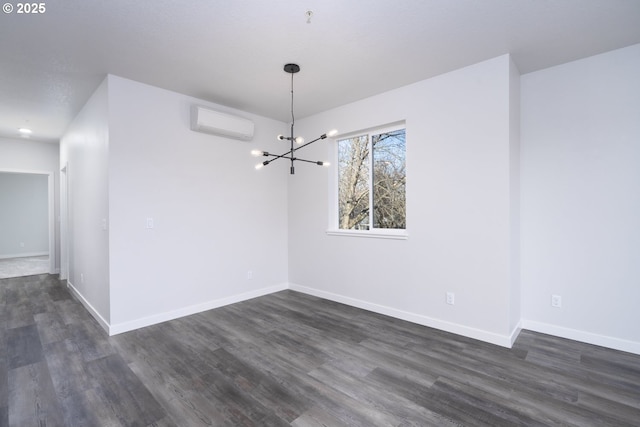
(290, 71), (295, 136)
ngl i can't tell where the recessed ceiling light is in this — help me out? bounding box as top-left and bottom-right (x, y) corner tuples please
(18, 128), (33, 135)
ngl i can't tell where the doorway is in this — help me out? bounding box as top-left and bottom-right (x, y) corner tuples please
(0, 170), (55, 278)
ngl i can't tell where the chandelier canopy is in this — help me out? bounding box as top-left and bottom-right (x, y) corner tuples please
(252, 64), (337, 174)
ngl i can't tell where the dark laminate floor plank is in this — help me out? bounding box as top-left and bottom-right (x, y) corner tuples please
(364, 367), (462, 427)
(8, 361), (65, 427)
(581, 351), (640, 384)
(523, 347), (640, 407)
(67, 322), (116, 363)
(203, 347), (311, 422)
(2, 275), (170, 427)
(5, 325), (43, 370)
(43, 339), (95, 400)
(226, 342), (402, 426)
(427, 377), (547, 427)
(372, 338), (593, 425)
(125, 360), (217, 426)
(0, 350), (7, 410)
(405, 338), (582, 405)
(575, 391), (640, 427)
(60, 388), (120, 427)
(310, 358), (457, 427)
(34, 310), (70, 345)
(195, 369), (276, 426)
(3, 276), (640, 426)
(290, 404), (354, 427)
(87, 354), (168, 427)
(56, 298), (92, 326)
(3, 305), (33, 330)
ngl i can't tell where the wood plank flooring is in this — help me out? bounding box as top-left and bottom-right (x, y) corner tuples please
(2, 274), (639, 426)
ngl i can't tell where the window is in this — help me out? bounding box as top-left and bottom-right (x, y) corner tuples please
(335, 125), (406, 235)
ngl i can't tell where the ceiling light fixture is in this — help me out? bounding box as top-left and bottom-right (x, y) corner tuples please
(252, 63), (337, 174)
(18, 128), (32, 135)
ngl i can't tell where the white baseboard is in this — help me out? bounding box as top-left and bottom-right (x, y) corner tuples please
(0, 251), (48, 260)
(108, 283), (289, 336)
(66, 280), (110, 333)
(521, 319), (640, 355)
(64, 279), (638, 355)
(289, 283), (518, 348)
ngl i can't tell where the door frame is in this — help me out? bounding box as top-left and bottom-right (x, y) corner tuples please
(0, 168), (56, 275)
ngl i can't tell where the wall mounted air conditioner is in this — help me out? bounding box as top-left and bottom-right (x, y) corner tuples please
(190, 105), (254, 141)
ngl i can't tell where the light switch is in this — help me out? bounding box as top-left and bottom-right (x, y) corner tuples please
(146, 217), (154, 229)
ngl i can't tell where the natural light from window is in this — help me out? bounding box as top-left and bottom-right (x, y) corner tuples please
(333, 124), (406, 238)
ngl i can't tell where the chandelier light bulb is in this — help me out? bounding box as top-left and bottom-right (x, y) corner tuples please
(327, 129), (338, 137)
(295, 136), (305, 144)
(277, 134), (285, 141)
(251, 150), (263, 157)
(255, 163), (264, 170)
(323, 162), (331, 167)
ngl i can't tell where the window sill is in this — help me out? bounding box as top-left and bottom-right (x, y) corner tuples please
(325, 229), (408, 240)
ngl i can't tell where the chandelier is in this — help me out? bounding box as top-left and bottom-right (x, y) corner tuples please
(252, 63), (337, 174)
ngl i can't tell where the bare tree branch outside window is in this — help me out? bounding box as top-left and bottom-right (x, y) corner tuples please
(338, 128), (405, 230)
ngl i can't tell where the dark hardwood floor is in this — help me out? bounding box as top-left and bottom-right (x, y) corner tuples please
(2, 274), (639, 426)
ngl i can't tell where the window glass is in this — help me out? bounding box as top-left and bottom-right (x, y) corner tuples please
(337, 127), (405, 231)
(372, 129), (406, 229)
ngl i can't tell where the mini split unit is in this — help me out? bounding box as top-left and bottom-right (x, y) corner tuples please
(190, 105), (254, 141)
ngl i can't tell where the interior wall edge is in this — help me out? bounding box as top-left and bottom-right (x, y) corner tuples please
(66, 279), (110, 334)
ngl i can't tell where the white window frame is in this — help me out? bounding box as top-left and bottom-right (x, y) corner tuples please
(326, 122), (408, 240)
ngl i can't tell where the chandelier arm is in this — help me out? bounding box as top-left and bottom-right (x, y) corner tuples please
(294, 158), (327, 165)
(291, 134), (325, 153)
(294, 158), (317, 164)
(264, 150), (294, 162)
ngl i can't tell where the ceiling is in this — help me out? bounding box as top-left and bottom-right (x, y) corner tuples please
(1, 0), (639, 143)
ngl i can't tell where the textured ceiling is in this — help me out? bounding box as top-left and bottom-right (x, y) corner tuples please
(1, 0), (639, 143)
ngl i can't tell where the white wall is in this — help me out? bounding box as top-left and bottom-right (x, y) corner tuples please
(106, 75), (289, 331)
(59, 79), (111, 324)
(521, 44), (640, 353)
(288, 55), (520, 346)
(0, 172), (49, 257)
(0, 138), (60, 270)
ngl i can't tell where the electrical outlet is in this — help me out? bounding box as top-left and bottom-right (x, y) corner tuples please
(247, 270), (253, 280)
(551, 294), (562, 308)
(446, 292), (455, 305)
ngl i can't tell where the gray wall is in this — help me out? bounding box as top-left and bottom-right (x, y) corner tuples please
(0, 172), (49, 257)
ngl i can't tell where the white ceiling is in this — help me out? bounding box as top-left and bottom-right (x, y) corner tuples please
(1, 0), (639, 143)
